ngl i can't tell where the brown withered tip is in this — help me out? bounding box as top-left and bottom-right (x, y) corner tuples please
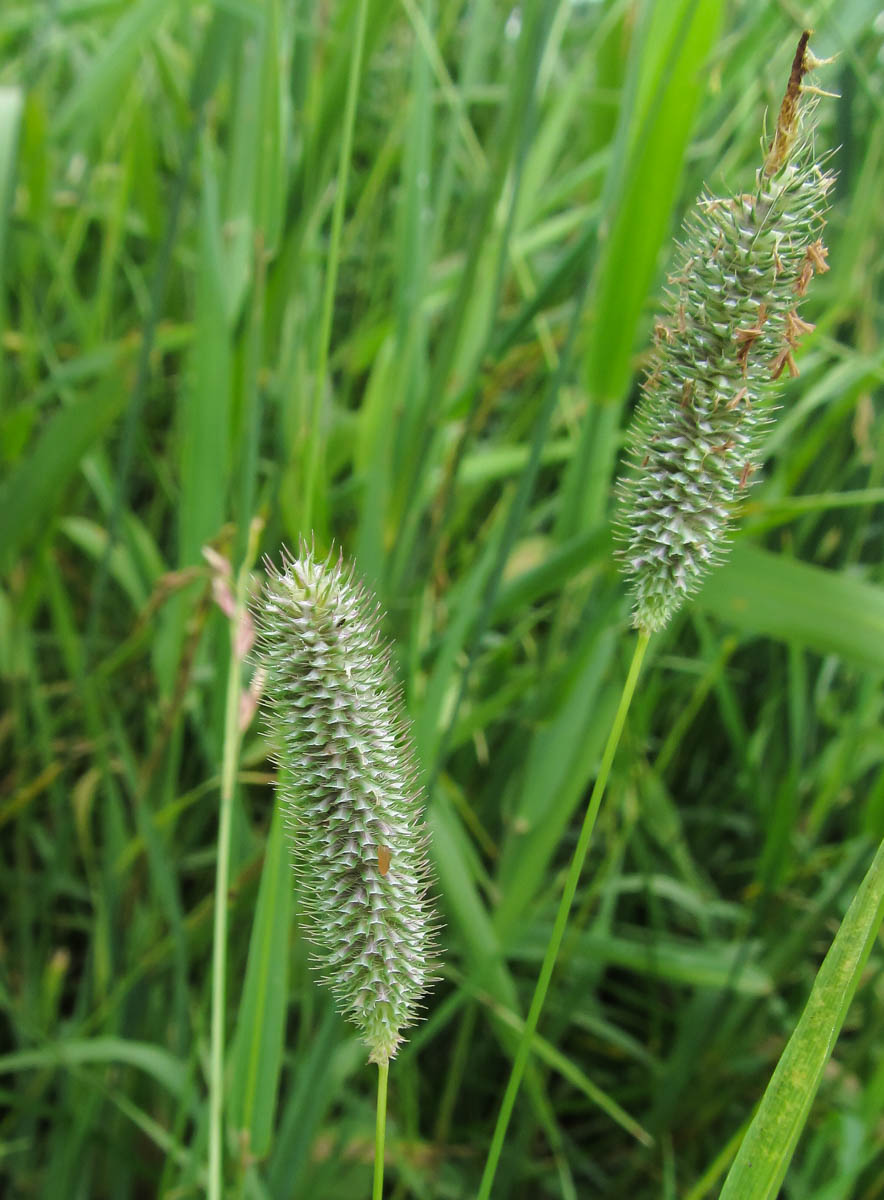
(763, 30), (833, 177)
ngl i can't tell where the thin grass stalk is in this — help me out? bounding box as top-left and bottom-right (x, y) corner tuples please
(302, 0), (370, 533)
(208, 606), (244, 1200)
(208, 529), (261, 1200)
(476, 630), (650, 1199)
(373, 1060), (389, 1200)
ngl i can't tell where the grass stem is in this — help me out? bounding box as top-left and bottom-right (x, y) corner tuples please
(476, 629), (651, 1199)
(208, 547), (257, 1200)
(374, 1059), (390, 1200)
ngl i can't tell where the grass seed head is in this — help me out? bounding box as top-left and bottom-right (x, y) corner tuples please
(253, 545), (439, 1064)
(615, 32), (835, 633)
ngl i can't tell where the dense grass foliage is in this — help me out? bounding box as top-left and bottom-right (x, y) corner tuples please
(1, 2), (883, 1197)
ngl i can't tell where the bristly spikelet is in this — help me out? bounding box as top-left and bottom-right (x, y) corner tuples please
(615, 32), (836, 633)
(253, 546), (438, 1065)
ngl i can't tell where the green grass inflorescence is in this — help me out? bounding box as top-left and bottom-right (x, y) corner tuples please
(254, 547), (438, 1066)
(616, 74), (835, 633)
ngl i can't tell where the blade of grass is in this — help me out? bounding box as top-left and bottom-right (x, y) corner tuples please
(177, 133), (233, 568)
(427, 791), (575, 1185)
(0, 84), (23, 405)
(228, 800), (292, 1162)
(493, 623), (619, 940)
(557, 0), (723, 539)
(54, 0), (176, 138)
(0, 1037), (188, 1097)
(264, 1009), (352, 1194)
(0, 380), (127, 575)
(697, 543), (884, 670)
(719, 839), (884, 1200)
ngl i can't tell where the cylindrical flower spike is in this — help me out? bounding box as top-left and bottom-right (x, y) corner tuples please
(253, 546), (438, 1064)
(615, 32), (835, 633)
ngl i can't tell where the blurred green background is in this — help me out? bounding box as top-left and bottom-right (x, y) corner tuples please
(1, 1), (883, 1196)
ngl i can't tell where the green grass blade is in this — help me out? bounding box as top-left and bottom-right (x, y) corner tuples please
(0, 1037), (188, 1098)
(0, 85), (22, 306)
(720, 839), (884, 1200)
(494, 626), (618, 940)
(428, 791), (513, 1005)
(353, 335), (397, 587)
(177, 135), (233, 567)
(514, 927), (772, 996)
(476, 987), (653, 1149)
(696, 543), (884, 670)
(0, 382), (127, 574)
(55, 0), (176, 138)
(265, 1009), (350, 1193)
(229, 801), (292, 1160)
(558, 0), (723, 537)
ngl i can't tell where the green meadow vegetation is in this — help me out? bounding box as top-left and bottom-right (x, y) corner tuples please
(2, 1), (883, 1197)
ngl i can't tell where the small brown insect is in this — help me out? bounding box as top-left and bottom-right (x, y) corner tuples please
(377, 845), (392, 876)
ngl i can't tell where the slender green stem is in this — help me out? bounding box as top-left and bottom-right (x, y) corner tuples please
(208, 526), (262, 1200)
(476, 629), (652, 1200)
(302, 0), (369, 533)
(208, 621), (243, 1199)
(373, 1059), (390, 1200)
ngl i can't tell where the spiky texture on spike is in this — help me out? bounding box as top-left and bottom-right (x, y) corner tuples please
(253, 547), (438, 1065)
(615, 35), (835, 634)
